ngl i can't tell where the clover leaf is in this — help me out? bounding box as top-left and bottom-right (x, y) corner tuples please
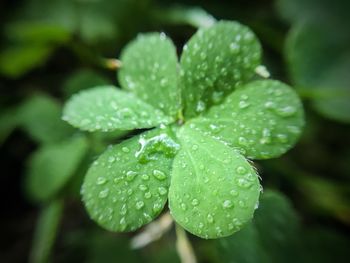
(63, 20), (304, 239)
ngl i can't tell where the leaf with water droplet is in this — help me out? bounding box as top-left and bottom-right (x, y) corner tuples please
(189, 80), (304, 159)
(63, 86), (172, 132)
(180, 20), (262, 118)
(169, 124), (261, 239)
(26, 136), (88, 202)
(118, 33), (180, 117)
(81, 128), (176, 232)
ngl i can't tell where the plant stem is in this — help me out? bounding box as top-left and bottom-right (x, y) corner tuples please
(29, 199), (64, 263)
(130, 212), (173, 249)
(175, 224), (197, 263)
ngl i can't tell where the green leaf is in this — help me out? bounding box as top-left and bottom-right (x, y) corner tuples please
(26, 136), (88, 202)
(29, 199), (63, 263)
(286, 20), (350, 123)
(154, 5), (216, 28)
(5, 22), (71, 44)
(63, 86), (173, 132)
(189, 80), (304, 159)
(81, 128), (179, 232)
(18, 94), (74, 144)
(118, 33), (180, 117)
(217, 190), (301, 263)
(0, 45), (53, 78)
(180, 21), (262, 118)
(0, 108), (19, 145)
(63, 69), (111, 98)
(169, 124), (261, 239)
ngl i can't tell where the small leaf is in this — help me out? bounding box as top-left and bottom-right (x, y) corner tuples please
(26, 136), (88, 202)
(63, 86), (173, 132)
(29, 199), (63, 263)
(81, 128), (179, 232)
(18, 94), (74, 144)
(169, 124), (261, 239)
(189, 80), (304, 159)
(118, 33), (180, 117)
(180, 21), (262, 118)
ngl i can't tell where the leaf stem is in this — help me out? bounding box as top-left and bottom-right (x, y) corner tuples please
(130, 212), (173, 249)
(29, 199), (64, 263)
(175, 224), (197, 263)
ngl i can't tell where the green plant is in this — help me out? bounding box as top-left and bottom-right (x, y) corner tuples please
(62, 20), (304, 239)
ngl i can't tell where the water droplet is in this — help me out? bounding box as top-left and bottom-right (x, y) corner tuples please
(181, 203), (187, 211)
(153, 203), (162, 213)
(153, 169), (167, 180)
(119, 217), (127, 230)
(127, 189), (133, 196)
(126, 171), (137, 181)
(191, 144), (199, 151)
(120, 204), (127, 215)
(196, 100), (205, 112)
(158, 187), (167, 195)
(276, 106), (297, 117)
(264, 101), (275, 109)
(238, 200), (246, 208)
(136, 201), (144, 210)
(141, 174), (150, 180)
(108, 156), (115, 163)
(207, 213), (214, 223)
(237, 178), (252, 188)
(122, 146), (130, 153)
(144, 192), (152, 199)
(223, 200), (233, 209)
(236, 166), (247, 175)
(191, 199), (199, 206)
(276, 134), (288, 143)
(239, 100), (250, 109)
(139, 184), (148, 191)
(230, 189), (239, 197)
(238, 136), (248, 146)
(96, 177), (107, 185)
(230, 42), (240, 53)
(99, 188), (109, 199)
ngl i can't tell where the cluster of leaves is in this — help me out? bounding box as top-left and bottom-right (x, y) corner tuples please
(63, 20), (304, 239)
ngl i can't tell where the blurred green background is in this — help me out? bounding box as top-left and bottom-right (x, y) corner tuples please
(0, 0), (349, 262)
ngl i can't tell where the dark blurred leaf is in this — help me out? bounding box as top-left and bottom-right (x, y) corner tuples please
(29, 199), (63, 263)
(297, 175), (350, 224)
(280, 0), (350, 123)
(0, 108), (19, 145)
(26, 136), (88, 202)
(0, 45), (53, 78)
(63, 69), (111, 98)
(5, 22), (71, 44)
(153, 5), (216, 28)
(17, 94), (74, 144)
(300, 227), (350, 263)
(216, 190), (301, 263)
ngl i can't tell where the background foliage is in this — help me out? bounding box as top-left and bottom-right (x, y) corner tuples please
(0, 0), (349, 262)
